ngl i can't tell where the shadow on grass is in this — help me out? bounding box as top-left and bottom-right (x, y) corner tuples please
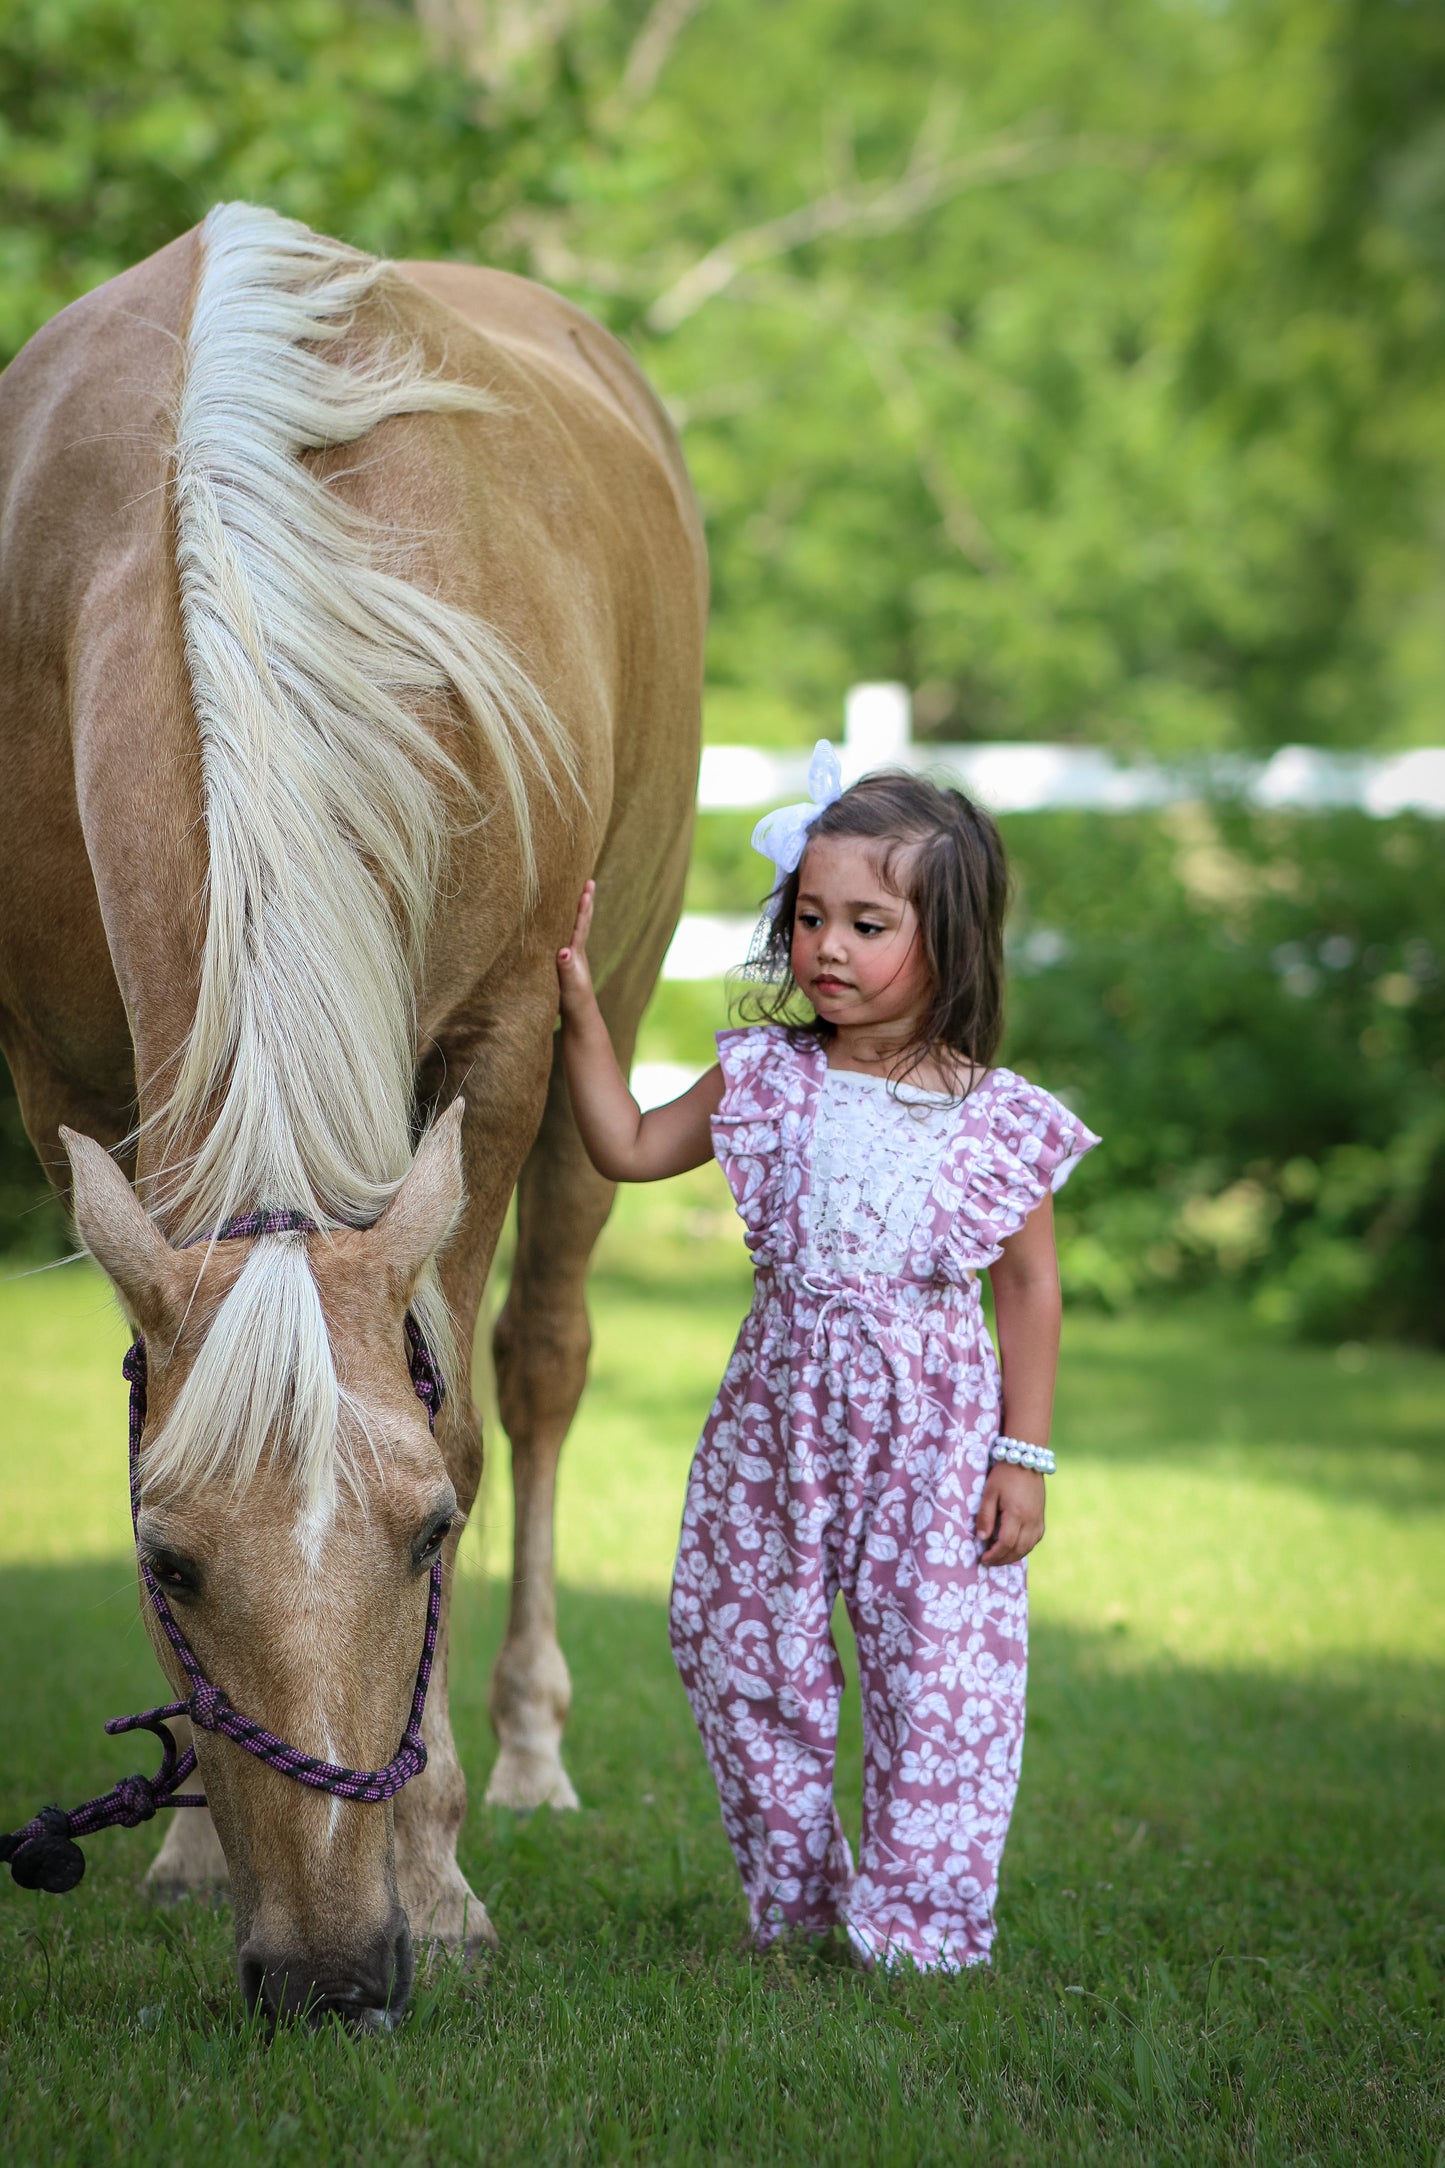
(4, 1558), (1441, 1973)
(1052, 1298), (1445, 1501)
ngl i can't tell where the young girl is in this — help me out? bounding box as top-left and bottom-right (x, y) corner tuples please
(557, 750), (1098, 1971)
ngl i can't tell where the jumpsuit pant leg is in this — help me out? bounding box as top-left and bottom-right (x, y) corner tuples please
(669, 1387), (855, 1945)
(841, 1450), (1029, 1970)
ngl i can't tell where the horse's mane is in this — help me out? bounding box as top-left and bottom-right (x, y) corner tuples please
(144, 202), (570, 1523)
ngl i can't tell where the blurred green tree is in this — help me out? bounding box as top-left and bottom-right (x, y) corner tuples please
(5, 0), (1443, 752)
(512, 0), (1445, 754)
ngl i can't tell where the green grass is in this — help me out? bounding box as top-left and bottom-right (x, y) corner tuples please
(1, 1170), (1442, 2165)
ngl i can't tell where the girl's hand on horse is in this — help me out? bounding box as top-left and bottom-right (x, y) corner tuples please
(558, 880), (597, 1013)
(557, 876), (723, 1181)
(976, 1462), (1045, 1566)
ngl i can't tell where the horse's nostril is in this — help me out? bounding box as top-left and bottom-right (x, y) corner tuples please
(357, 2004), (403, 2033)
(304, 1994), (403, 2032)
(239, 1914), (413, 2028)
(239, 1953), (267, 2015)
(389, 1914), (415, 2014)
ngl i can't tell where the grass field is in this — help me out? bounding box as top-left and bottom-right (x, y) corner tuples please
(1, 1164), (1442, 2166)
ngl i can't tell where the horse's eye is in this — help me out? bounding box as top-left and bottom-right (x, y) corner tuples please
(415, 1515), (453, 1568)
(145, 1549), (200, 1598)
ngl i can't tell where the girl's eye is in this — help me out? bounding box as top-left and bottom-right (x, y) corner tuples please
(796, 912), (822, 929)
(855, 921), (885, 937)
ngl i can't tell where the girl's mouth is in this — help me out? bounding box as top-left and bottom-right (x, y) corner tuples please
(813, 975), (848, 994)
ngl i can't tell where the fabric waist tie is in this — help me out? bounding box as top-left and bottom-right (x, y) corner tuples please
(755, 1265), (979, 1342)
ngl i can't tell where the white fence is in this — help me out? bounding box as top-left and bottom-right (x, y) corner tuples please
(661, 683), (1445, 981)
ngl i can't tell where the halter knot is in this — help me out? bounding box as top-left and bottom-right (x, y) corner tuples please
(111, 1776), (159, 1828)
(187, 1682), (231, 1732)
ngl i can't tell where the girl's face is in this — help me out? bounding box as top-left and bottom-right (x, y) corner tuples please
(791, 836), (933, 1034)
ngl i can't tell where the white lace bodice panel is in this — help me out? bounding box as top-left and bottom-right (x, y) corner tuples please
(802, 1070), (956, 1276)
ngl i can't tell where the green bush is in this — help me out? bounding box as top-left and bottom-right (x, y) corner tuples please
(0, 1078), (67, 1258)
(1001, 808), (1444, 1342)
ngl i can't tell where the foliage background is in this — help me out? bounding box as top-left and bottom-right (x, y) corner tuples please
(0, 0), (1441, 1335)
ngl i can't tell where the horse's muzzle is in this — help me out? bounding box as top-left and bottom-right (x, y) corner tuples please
(239, 1911), (414, 2028)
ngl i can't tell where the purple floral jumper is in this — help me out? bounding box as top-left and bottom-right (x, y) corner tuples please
(669, 1025), (1100, 1969)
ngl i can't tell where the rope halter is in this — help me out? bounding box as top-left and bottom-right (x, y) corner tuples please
(1, 1209), (447, 1896)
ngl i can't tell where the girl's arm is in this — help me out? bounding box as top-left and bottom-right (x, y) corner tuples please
(978, 1194), (1062, 1566)
(558, 881), (723, 1181)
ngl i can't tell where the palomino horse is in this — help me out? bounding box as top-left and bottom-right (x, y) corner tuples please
(0, 204), (705, 2019)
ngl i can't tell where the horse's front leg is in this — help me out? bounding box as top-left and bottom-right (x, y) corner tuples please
(390, 990), (556, 1952)
(482, 861), (684, 1813)
(144, 1718), (230, 1899)
(485, 1015), (638, 1813)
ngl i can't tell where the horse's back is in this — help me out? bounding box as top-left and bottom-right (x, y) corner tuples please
(0, 215), (703, 1146)
(0, 233), (196, 605)
(0, 233), (202, 1133)
(380, 257), (706, 986)
(396, 260), (699, 538)
(385, 255), (706, 785)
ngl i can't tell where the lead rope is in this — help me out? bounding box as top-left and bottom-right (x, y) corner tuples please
(1, 1214), (447, 1896)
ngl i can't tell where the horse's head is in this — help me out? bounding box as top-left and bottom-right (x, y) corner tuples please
(62, 1103), (467, 2027)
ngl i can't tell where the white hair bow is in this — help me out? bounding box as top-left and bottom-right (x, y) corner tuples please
(751, 739), (843, 890)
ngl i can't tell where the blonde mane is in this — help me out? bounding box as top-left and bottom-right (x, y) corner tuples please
(144, 202), (568, 1517)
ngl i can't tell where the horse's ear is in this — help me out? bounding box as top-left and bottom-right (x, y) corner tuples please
(370, 1099), (466, 1295)
(61, 1128), (187, 1332)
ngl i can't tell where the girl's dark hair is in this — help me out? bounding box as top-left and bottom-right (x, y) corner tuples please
(740, 770), (1010, 1091)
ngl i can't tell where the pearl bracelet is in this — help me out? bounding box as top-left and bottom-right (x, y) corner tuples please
(989, 1435), (1056, 1475)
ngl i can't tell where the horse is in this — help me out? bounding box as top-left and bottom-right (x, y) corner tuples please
(0, 202), (705, 2021)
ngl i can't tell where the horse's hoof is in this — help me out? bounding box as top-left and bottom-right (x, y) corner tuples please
(144, 1807), (231, 1901)
(415, 1908), (500, 1972)
(464, 1907), (501, 1956)
(399, 1859), (499, 1959)
(483, 1746), (580, 1812)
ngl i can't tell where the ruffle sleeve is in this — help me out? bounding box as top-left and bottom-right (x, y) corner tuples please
(938, 1069), (1101, 1271)
(709, 1025), (815, 1267)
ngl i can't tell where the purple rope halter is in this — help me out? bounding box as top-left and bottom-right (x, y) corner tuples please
(1, 1208), (446, 1897)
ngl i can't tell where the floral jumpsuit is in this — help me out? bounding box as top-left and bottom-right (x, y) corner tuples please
(669, 1025), (1099, 1969)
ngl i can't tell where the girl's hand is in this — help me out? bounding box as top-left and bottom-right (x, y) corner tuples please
(558, 880), (596, 1015)
(554, 872), (723, 1183)
(976, 1463), (1045, 1566)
